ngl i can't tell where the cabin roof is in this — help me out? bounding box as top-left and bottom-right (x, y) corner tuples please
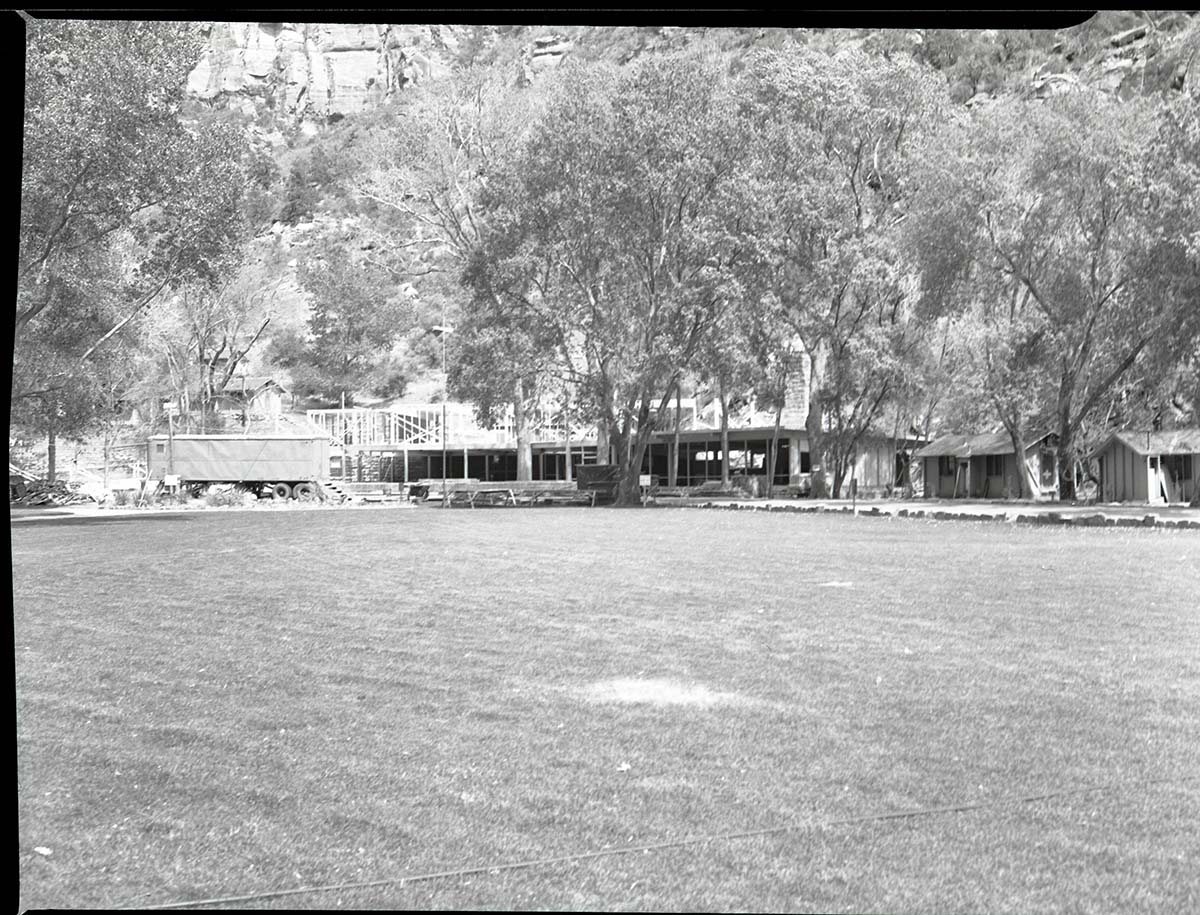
(220, 376), (291, 397)
(915, 431), (1051, 459)
(1091, 429), (1200, 457)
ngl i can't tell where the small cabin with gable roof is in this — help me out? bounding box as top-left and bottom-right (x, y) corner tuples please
(1088, 429), (1200, 505)
(915, 431), (1060, 501)
(213, 376), (293, 420)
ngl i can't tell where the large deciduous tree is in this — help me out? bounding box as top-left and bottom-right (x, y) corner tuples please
(466, 51), (754, 503)
(906, 88), (1200, 497)
(269, 239), (416, 406)
(19, 20), (249, 335)
(16, 19), (255, 465)
(142, 257), (286, 432)
(352, 67), (540, 475)
(743, 45), (947, 497)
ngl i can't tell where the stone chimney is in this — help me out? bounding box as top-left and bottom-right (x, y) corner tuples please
(779, 338), (810, 427)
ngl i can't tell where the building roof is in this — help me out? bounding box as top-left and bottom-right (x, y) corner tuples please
(221, 376), (291, 397)
(915, 431), (1051, 459)
(1091, 429), (1200, 458)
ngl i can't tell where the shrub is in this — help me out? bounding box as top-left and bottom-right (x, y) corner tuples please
(204, 487), (244, 508)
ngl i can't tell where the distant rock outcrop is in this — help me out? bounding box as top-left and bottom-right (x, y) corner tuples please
(186, 22), (461, 126)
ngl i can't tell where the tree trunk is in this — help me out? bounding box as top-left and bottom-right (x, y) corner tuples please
(831, 449), (847, 499)
(514, 386), (532, 482)
(46, 424), (57, 483)
(767, 404), (783, 498)
(1056, 409), (1077, 502)
(618, 438), (648, 505)
(596, 421), (610, 466)
(612, 421), (635, 504)
(803, 344), (830, 498)
(1004, 424), (1036, 500)
(563, 406), (573, 483)
(719, 381), (731, 488)
(668, 385), (681, 488)
(199, 364), (207, 434)
(805, 392), (828, 499)
(614, 405), (653, 506)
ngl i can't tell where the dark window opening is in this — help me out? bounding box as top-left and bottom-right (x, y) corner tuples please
(1164, 454), (1193, 481)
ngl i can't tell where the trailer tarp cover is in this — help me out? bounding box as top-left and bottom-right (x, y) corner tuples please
(147, 436), (329, 483)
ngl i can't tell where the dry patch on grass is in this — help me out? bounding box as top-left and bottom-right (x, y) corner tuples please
(580, 677), (749, 708)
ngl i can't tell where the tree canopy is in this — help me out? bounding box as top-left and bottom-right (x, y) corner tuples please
(16, 19), (258, 474)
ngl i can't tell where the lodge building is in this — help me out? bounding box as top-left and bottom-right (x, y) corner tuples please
(305, 393), (918, 495)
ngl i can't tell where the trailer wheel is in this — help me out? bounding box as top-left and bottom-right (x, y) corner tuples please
(270, 482), (293, 500)
(294, 482), (317, 501)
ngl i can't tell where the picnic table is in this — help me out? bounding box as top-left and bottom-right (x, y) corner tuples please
(446, 486), (518, 508)
(438, 480), (599, 508)
(522, 488), (598, 507)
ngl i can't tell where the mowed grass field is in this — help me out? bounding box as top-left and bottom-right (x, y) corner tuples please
(14, 507), (1200, 912)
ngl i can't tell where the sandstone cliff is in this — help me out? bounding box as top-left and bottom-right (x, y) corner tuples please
(186, 22), (468, 127)
(185, 17), (1198, 134)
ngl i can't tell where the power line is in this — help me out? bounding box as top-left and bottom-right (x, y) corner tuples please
(119, 774), (1197, 910)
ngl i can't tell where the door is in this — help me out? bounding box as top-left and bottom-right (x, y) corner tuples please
(1099, 455), (1112, 502)
(1149, 455), (1167, 504)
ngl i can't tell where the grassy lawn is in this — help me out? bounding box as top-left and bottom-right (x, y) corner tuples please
(14, 507), (1200, 912)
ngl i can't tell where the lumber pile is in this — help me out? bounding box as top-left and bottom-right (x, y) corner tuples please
(9, 478), (96, 506)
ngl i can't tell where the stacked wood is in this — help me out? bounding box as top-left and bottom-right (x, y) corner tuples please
(9, 478), (96, 506)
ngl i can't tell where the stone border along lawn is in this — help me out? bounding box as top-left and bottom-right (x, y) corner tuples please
(10, 494), (1200, 529)
(681, 499), (1200, 530)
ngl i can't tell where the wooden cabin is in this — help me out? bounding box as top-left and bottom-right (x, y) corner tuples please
(214, 377), (292, 420)
(916, 431), (1060, 501)
(1088, 430), (1200, 505)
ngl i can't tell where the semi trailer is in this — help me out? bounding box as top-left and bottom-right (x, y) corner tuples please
(146, 434), (331, 499)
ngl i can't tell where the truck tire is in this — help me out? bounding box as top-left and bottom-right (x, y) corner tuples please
(270, 482), (293, 500)
(294, 482), (317, 501)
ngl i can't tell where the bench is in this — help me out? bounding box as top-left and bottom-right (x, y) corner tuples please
(652, 486), (691, 500)
(416, 478), (479, 502)
(649, 481), (740, 501)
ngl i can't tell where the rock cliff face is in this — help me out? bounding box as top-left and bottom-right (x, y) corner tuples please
(187, 17), (1198, 132)
(1029, 12), (1199, 101)
(186, 22), (466, 126)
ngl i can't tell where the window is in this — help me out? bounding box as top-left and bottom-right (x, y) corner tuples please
(1164, 454), (1193, 481)
(938, 455), (955, 476)
(985, 454), (1003, 477)
(156, 443), (165, 453)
